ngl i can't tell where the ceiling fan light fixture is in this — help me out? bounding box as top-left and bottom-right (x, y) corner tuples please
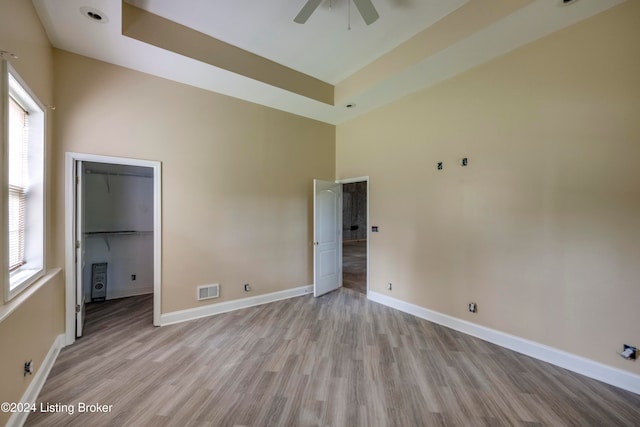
(294, 0), (379, 26)
(353, 0), (379, 25)
(294, 0), (322, 24)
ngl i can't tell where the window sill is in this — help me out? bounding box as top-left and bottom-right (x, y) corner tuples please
(8, 268), (44, 301)
(10, 268), (40, 288)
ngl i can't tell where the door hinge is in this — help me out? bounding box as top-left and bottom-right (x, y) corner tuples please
(76, 240), (80, 249)
(75, 304), (80, 313)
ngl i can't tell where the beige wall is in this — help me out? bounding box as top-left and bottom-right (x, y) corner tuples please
(337, 1), (640, 374)
(52, 50), (335, 313)
(0, 271), (64, 426)
(0, 0), (65, 423)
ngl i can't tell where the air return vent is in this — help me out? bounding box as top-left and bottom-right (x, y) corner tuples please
(197, 284), (219, 300)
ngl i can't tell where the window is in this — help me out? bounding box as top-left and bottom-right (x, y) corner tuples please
(9, 96), (27, 271)
(2, 61), (45, 300)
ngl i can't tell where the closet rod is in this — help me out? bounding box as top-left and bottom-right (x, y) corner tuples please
(85, 170), (153, 178)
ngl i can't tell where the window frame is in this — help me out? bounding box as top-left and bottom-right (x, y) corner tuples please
(2, 60), (47, 301)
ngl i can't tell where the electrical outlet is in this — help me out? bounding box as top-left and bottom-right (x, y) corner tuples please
(244, 283), (251, 292)
(621, 345), (637, 360)
(24, 360), (33, 376)
(469, 302), (477, 313)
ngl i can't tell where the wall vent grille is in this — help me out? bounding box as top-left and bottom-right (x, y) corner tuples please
(197, 284), (219, 300)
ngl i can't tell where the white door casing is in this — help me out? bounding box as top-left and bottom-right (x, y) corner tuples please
(65, 152), (162, 346)
(313, 179), (342, 297)
(75, 160), (85, 337)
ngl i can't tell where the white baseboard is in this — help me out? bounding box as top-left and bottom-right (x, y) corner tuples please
(8, 334), (65, 427)
(105, 286), (153, 301)
(368, 291), (640, 395)
(160, 285), (314, 326)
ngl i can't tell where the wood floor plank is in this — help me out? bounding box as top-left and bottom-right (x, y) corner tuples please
(25, 289), (640, 426)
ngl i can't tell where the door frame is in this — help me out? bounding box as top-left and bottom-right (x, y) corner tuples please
(64, 152), (162, 345)
(336, 176), (369, 296)
(75, 159), (85, 337)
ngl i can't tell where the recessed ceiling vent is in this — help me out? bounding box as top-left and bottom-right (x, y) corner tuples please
(80, 6), (109, 23)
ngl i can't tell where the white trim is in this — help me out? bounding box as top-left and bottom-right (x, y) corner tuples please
(335, 176), (369, 297)
(368, 291), (640, 395)
(160, 285), (313, 326)
(106, 286), (153, 301)
(65, 152), (162, 346)
(64, 154), (75, 345)
(0, 59), (6, 306)
(7, 334), (65, 427)
(336, 176), (369, 185)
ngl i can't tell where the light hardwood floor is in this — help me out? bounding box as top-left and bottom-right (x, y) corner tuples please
(342, 240), (366, 295)
(26, 290), (640, 426)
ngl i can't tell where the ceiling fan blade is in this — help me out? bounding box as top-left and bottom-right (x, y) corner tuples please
(352, 0), (379, 25)
(294, 0), (323, 24)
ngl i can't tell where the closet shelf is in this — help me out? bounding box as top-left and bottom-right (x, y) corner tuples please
(85, 230), (153, 236)
(84, 231), (153, 251)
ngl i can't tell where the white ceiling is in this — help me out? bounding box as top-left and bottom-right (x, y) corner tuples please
(125, 0), (468, 85)
(32, 0), (625, 125)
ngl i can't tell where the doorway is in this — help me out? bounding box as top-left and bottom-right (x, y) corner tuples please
(82, 161), (153, 320)
(341, 179), (368, 295)
(312, 177), (369, 298)
(65, 153), (162, 345)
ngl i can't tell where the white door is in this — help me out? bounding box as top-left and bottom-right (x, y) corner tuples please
(75, 160), (86, 337)
(313, 179), (342, 297)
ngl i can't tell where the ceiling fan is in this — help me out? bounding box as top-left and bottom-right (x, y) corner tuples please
(294, 0), (380, 26)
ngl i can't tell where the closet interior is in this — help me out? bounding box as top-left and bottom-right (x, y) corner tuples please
(81, 161), (154, 301)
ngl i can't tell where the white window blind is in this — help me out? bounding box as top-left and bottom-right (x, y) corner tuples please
(8, 96), (28, 271)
